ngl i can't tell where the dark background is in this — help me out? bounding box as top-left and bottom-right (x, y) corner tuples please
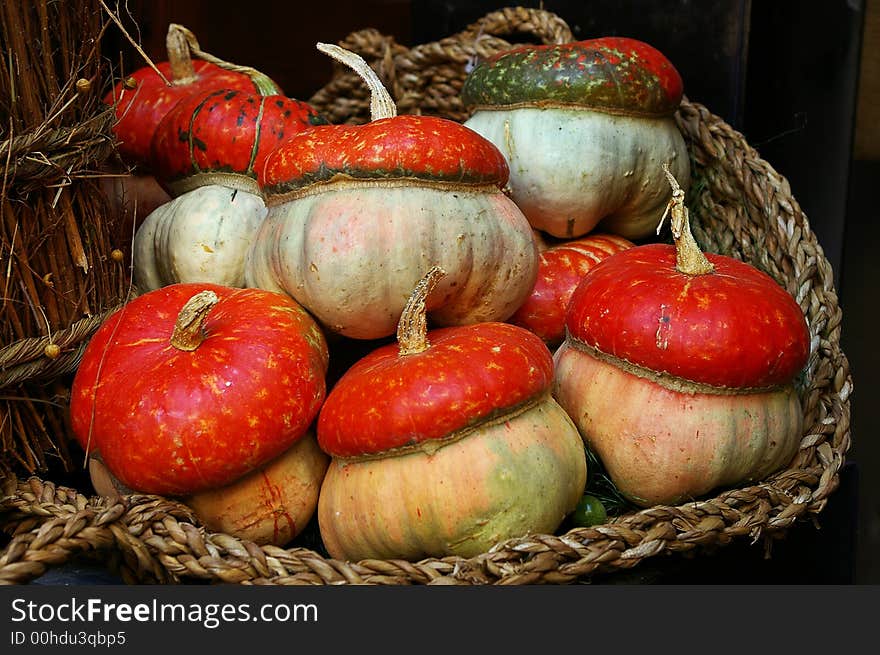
(94, 0), (877, 584)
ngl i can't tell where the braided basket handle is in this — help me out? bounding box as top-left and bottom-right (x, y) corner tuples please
(404, 7), (573, 70)
(308, 7), (573, 124)
(457, 6), (573, 44)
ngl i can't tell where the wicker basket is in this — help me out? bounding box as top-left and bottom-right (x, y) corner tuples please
(0, 6), (852, 585)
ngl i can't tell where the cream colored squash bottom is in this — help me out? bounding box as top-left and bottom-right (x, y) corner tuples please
(184, 433), (329, 547)
(553, 343), (804, 507)
(245, 183), (538, 339)
(317, 396), (587, 561)
(134, 184), (268, 291)
(464, 107), (690, 240)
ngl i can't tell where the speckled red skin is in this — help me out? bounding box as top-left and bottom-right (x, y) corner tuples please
(70, 283), (329, 496)
(262, 115), (509, 195)
(565, 244), (810, 389)
(462, 37), (683, 116)
(104, 61), (261, 168)
(317, 323), (553, 458)
(150, 89), (326, 193)
(509, 233), (633, 346)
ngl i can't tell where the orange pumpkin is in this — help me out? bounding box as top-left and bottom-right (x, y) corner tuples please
(70, 283), (328, 496)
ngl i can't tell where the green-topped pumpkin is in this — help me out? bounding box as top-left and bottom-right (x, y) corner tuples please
(462, 37), (690, 240)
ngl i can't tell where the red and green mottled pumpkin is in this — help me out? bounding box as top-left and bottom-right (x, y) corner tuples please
(552, 168), (810, 507)
(462, 37), (689, 240)
(70, 283), (329, 496)
(133, 85), (324, 292)
(316, 268), (587, 561)
(149, 85), (327, 197)
(104, 24), (270, 169)
(104, 24), (276, 238)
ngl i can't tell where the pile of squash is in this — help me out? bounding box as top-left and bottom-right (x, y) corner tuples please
(76, 27), (811, 562)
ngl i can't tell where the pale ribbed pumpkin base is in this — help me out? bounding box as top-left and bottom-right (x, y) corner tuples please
(244, 183), (537, 340)
(553, 343), (803, 507)
(133, 184), (267, 291)
(464, 107), (690, 240)
(317, 396), (587, 561)
(184, 433), (329, 547)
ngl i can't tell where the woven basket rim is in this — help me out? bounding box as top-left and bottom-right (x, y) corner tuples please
(0, 7), (853, 586)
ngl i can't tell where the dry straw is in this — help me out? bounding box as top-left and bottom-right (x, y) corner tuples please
(0, 6), (851, 585)
(0, 0), (130, 478)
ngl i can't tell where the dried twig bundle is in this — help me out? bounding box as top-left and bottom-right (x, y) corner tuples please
(0, 0), (130, 477)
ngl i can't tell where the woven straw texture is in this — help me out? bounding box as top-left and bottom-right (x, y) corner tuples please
(0, 6), (852, 585)
(0, 0), (130, 479)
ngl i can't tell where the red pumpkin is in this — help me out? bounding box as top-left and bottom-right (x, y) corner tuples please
(134, 81), (326, 291)
(552, 167), (810, 506)
(509, 233), (634, 347)
(149, 86), (327, 197)
(104, 24), (276, 169)
(316, 267), (587, 561)
(70, 283), (329, 496)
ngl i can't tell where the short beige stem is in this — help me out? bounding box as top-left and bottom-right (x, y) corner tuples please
(397, 267), (446, 356)
(660, 163), (714, 276)
(170, 290), (219, 351)
(166, 24), (280, 95)
(166, 24), (198, 84)
(316, 42), (397, 121)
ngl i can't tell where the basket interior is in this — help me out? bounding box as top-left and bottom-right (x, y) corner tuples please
(0, 5), (852, 586)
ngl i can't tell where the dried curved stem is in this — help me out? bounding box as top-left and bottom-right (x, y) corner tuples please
(317, 42), (397, 121)
(397, 267), (445, 356)
(165, 22), (198, 84)
(166, 24), (280, 95)
(170, 290), (219, 351)
(659, 162), (714, 276)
